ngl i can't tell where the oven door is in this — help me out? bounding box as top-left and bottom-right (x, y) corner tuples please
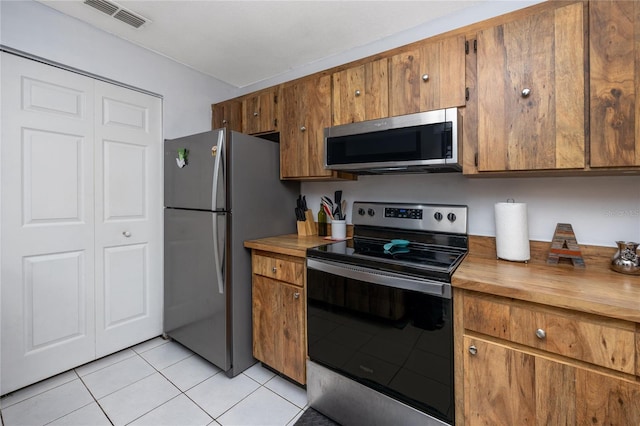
(306, 258), (454, 425)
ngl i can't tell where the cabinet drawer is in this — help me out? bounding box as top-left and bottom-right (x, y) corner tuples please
(463, 293), (636, 374)
(510, 305), (636, 374)
(252, 253), (304, 286)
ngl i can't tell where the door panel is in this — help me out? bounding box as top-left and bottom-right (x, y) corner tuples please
(94, 81), (162, 357)
(103, 244), (148, 327)
(26, 251), (88, 349)
(1, 53), (96, 395)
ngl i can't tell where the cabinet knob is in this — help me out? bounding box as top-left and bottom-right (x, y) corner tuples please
(355, 90), (361, 97)
(272, 266), (277, 273)
(253, 112), (259, 117)
(293, 292), (300, 299)
(468, 345), (478, 356)
(222, 119), (228, 124)
(422, 74), (429, 82)
(122, 231), (131, 238)
(521, 88), (531, 98)
(300, 126), (307, 132)
(535, 328), (546, 339)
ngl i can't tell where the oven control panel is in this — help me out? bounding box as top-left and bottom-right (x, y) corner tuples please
(353, 201), (468, 234)
(384, 207), (423, 220)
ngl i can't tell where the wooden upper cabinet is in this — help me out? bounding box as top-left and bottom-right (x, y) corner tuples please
(280, 75), (339, 180)
(389, 35), (466, 117)
(332, 58), (389, 125)
(590, 0), (640, 168)
(212, 99), (242, 132)
(242, 88), (278, 134)
(475, 2), (586, 172)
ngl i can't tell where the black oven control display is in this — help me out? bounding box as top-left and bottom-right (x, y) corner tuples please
(384, 207), (423, 219)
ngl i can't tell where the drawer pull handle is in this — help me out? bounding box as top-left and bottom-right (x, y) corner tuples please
(535, 328), (546, 339)
(293, 292), (300, 299)
(468, 345), (477, 356)
(272, 267), (277, 273)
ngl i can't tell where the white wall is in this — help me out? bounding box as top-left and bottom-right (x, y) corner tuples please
(0, 0), (235, 139)
(302, 174), (640, 248)
(3, 0), (639, 248)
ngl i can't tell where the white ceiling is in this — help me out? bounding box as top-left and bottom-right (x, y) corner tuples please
(37, 0), (484, 89)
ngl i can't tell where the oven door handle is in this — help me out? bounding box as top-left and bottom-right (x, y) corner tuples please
(306, 258), (451, 299)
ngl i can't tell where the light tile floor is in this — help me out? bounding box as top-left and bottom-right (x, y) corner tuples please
(0, 337), (308, 426)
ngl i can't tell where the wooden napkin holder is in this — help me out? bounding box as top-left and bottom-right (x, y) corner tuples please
(297, 210), (317, 236)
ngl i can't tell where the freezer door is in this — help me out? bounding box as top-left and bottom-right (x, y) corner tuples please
(164, 130), (226, 211)
(164, 208), (229, 371)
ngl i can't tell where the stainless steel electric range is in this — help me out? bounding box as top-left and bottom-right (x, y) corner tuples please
(306, 201), (468, 426)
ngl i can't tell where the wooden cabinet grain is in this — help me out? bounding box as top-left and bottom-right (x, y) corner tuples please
(389, 35), (466, 117)
(473, 2), (586, 172)
(251, 251), (306, 384)
(589, 0), (640, 168)
(212, 99), (242, 132)
(332, 58), (389, 125)
(280, 75), (346, 180)
(242, 88), (278, 135)
(457, 289), (640, 425)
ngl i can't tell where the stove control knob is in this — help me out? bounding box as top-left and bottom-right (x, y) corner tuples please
(434, 212), (443, 221)
(447, 212), (457, 222)
(358, 208), (366, 216)
(367, 208), (375, 217)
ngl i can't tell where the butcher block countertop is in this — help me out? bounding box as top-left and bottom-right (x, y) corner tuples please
(244, 234), (330, 257)
(454, 237), (640, 323)
(244, 234), (640, 323)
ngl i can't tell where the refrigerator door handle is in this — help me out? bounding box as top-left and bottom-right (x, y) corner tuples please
(212, 214), (225, 294)
(212, 130), (225, 211)
(212, 131), (225, 294)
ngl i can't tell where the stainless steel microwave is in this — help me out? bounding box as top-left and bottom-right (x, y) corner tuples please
(324, 108), (461, 174)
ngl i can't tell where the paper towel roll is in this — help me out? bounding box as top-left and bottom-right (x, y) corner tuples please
(495, 202), (530, 262)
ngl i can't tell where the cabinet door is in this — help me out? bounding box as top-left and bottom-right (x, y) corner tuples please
(280, 75), (333, 179)
(252, 275), (278, 369)
(212, 99), (242, 132)
(242, 89), (277, 134)
(463, 337), (536, 425)
(332, 58), (388, 125)
(252, 274), (306, 384)
(278, 282), (305, 384)
(389, 35), (466, 117)
(476, 2), (586, 171)
(590, 0), (640, 167)
(575, 368), (640, 425)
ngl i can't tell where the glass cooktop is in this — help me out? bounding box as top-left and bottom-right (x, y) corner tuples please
(307, 236), (467, 282)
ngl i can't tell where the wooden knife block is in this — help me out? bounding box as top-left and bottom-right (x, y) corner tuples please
(297, 210), (317, 236)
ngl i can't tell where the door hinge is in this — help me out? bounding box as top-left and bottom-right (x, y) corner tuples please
(474, 39), (477, 52)
(274, 118), (278, 127)
(465, 88), (470, 101)
(465, 40), (469, 54)
(274, 95), (278, 104)
(474, 152), (479, 167)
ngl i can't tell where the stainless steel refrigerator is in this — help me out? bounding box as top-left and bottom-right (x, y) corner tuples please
(163, 129), (299, 376)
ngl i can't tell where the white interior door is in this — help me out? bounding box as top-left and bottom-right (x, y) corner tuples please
(1, 53), (97, 394)
(1, 53), (163, 395)
(94, 81), (162, 357)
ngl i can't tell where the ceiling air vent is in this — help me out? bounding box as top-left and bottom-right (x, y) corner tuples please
(83, 0), (149, 29)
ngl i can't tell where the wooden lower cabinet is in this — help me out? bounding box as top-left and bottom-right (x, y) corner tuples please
(457, 289), (640, 425)
(251, 251), (306, 384)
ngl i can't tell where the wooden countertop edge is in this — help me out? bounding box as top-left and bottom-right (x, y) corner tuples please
(244, 234), (330, 258)
(453, 255), (640, 323)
